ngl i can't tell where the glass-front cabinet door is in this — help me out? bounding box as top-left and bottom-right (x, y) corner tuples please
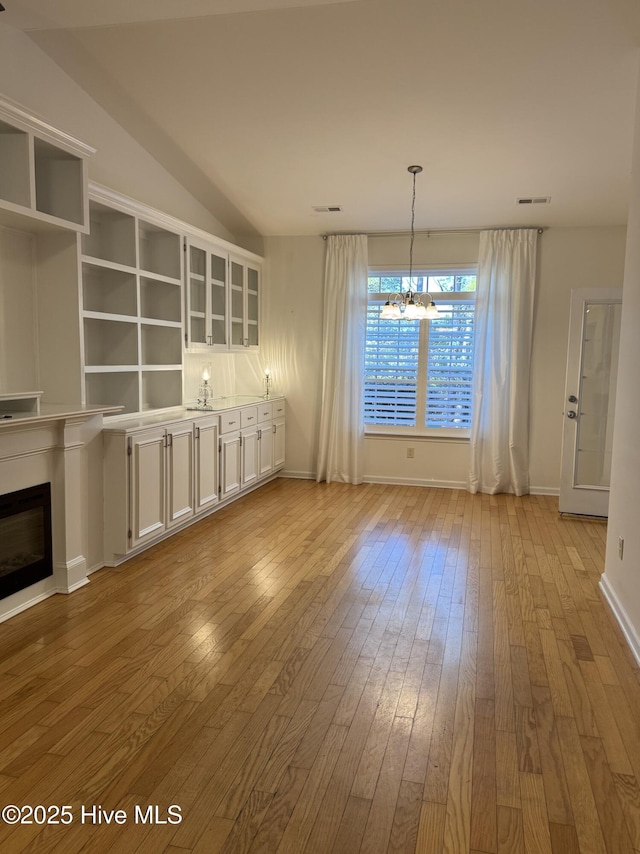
(209, 249), (228, 348)
(187, 242), (207, 348)
(230, 258), (245, 348)
(230, 255), (260, 350)
(186, 238), (229, 351)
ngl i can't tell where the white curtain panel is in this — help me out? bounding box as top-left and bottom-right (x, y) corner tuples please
(316, 234), (368, 484)
(468, 228), (538, 496)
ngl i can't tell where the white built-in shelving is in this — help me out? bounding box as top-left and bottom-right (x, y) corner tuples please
(0, 98), (93, 233)
(80, 194), (184, 415)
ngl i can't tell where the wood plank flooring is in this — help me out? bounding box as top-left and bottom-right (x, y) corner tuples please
(0, 479), (639, 853)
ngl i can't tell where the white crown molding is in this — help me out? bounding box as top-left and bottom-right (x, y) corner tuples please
(0, 93), (96, 159)
(89, 182), (264, 262)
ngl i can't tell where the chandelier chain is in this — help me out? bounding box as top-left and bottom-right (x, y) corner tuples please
(409, 169), (416, 288)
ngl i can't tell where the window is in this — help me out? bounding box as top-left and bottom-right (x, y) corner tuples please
(365, 270), (476, 434)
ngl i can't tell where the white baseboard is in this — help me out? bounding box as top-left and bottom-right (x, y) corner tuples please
(0, 585), (57, 625)
(281, 470), (315, 480)
(364, 475), (466, 490)
(599, 573), (640, 667)
(530, 486), (560, 496)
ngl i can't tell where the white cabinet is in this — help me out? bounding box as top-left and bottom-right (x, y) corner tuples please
(128, 427), (167, 549)
(273, 418), (286, 469)
(166, 422), (195, 528)
(0, 97), (93, 233)
(103, 398), (285, 564)
(81, 193), (184, 416)
(194, 415), (219, 514)
(185, 237), (229, 351)
(230, 254), (260, 350)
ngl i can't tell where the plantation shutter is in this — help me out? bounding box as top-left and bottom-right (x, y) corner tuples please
(364, 305), (419, 426)
(426, 302), (474, 427)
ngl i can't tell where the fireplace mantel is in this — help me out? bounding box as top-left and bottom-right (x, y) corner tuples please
(0, 402), (120, 623)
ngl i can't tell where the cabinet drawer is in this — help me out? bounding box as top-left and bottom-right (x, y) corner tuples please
(241, 406), (258, 427)
(272, 401), (286, 419)
(257, 402), (273, 423)
(220, 410), (241, 433)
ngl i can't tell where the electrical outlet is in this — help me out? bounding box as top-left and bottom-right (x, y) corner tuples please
(406, 447), (415, 459)
(619, 537), (624, 560)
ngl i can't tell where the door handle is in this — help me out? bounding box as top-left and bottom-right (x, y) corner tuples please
(567, 410), (577, 419)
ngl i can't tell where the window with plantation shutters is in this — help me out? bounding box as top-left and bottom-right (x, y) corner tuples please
(366, 271), (476, 434)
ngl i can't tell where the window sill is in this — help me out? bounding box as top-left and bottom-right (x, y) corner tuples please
(365, 428), (470, 442)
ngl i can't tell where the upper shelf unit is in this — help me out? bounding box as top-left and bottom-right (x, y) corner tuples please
(0, 97), (94, 233)
(80, 195), (184, 416)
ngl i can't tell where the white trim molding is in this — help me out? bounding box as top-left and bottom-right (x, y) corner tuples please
(599, 573), (640, 667)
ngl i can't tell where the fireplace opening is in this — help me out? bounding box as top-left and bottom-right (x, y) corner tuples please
(0, 483), (52, 600)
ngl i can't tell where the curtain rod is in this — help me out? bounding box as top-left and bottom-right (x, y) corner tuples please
(322, 226), (545, 240)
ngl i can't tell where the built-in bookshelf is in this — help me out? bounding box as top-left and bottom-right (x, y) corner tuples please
(0, 98), (93, 233)
(80, 196), (184, 415)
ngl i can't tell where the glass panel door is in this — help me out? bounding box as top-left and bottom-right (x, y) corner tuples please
(209, 250), (227, 347)
(188, 244), (207, 346)
(230, 260), (245, 347)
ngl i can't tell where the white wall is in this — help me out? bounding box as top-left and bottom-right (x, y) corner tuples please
(602, 79), (640, 662)
(0, 24), (235, 241)
(265, 227), (626, 490)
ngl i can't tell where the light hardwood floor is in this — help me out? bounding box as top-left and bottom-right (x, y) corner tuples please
(0, 479), (638, 853)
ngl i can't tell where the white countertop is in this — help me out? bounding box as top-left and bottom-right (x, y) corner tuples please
(102, 395), (284, 433)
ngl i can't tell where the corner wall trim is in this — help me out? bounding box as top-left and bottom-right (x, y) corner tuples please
(599, 573), (640, 668)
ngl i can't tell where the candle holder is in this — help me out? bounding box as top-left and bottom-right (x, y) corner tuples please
(197, 364), (213, 410)
(263, 369), (272, 399)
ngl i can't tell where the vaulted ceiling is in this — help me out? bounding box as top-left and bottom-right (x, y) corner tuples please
(4, 0), (639, 239)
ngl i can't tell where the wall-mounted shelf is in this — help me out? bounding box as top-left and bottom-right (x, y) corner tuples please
(0, 98), (94, 233)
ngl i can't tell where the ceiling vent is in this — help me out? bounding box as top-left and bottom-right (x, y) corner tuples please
(312, 205), (343, 213)
(516, 196), (551, 205)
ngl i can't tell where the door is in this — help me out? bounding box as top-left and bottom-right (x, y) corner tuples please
(559, 288), (622, 516)
(194, 416), (219, 514)
(166, 424), (195, 528)
(241, 426), (259, 488)
(273, 419), (286, 469)
(220, 432), (241, 499)
(129, 428), (167, 548)
(258, 425), (274, 478)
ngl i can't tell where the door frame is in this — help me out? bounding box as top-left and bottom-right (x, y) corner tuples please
(559, 287), (622, 516)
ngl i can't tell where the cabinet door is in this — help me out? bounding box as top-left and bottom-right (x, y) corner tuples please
(186, 240), (208, 348)
(209, 248), (228, 349)
(166, 424), (195, 528)
(195, 416), (219, 514)
(229, 257), (246, 349)
(130, 427), (167, 548)
(258, 425), (274, 478)
(229, 256), (260, 350)
(220, 432), (241, 499)
(273, 419), (286, 469)
(241, 426), (259, 488)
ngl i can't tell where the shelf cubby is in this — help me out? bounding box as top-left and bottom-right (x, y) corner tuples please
(142, 370), (182, 411)
(82, 263), (137, 316)
(85, 371), (139, 414)
(139, 220), (181, 280)
(140, 277), (181, 323)
(83, 202), (136, 267)
(83, 317), (139, 366)
(141, 323), (182, 366)
(34, 137), (84, 225)
(0, 120), (30, 208)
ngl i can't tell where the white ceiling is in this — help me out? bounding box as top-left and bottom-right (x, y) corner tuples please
(4, 0), (639, 238)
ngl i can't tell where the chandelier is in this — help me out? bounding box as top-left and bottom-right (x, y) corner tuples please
(380, 165), (438, 320)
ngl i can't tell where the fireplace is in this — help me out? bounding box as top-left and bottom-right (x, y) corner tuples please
(0, 483), (53, 600)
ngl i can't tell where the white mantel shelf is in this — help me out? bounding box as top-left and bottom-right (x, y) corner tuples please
(0, 402), (122, 429)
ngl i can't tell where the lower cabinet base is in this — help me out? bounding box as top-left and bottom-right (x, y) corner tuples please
(103, 471), (282, 567)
